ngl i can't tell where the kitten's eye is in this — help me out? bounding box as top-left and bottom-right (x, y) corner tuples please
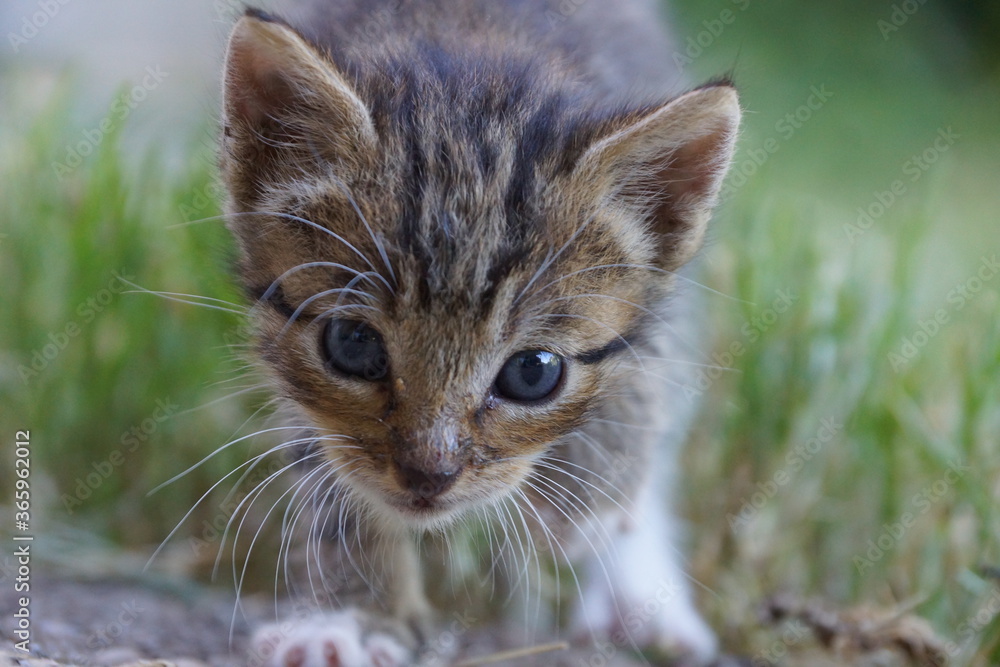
(322, 319), (389, 381)
(494, 350), (564, 402)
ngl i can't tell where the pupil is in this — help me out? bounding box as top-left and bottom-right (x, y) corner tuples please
(323, 319), (388, 380)
(347, 326), (371, 348)
(520, 352), (549, 386)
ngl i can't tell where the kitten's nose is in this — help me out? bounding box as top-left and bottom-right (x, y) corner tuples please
(396, 462), (459, 500)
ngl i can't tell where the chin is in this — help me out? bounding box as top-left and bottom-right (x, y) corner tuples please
(343, 480), (468, 532)
(389, 498), (465, 531)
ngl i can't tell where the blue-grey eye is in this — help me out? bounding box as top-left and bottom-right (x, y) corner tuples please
(322, 319), (389, 381)
(494, 350), (564, 402)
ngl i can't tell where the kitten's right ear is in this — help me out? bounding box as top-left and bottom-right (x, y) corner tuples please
(221, 11), (376, 196)
(574, 84), (740, 272)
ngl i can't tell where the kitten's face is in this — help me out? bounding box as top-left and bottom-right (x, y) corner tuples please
(220, 15), (738, 528)
(240, 162), (654, 528)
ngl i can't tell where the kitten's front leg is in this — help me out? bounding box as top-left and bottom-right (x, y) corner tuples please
(382, 526), (436, 639)
(251, 529), (431, 667)
(570, 487), (718, 663)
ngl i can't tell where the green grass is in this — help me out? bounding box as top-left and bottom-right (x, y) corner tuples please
(0, 81), (255, 549)
(1, 1), (998, 663)
(669, 1), (1000, 663)
(685, 193), (999, 663)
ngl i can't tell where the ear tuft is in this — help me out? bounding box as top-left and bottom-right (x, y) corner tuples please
(242, 7), (284, 25)
(579, 84), (741, 271)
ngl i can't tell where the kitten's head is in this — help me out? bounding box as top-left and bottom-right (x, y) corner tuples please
(220, 12), (739, 529)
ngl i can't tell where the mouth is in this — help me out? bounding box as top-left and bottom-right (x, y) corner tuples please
(392, 495), (449, 513)
(410, 497), (434, 510)
(386, 494), (463, 526)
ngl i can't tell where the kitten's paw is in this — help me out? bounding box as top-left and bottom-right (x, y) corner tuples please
(251, 609), (411, 667)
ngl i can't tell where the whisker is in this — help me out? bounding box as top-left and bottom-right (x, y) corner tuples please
(147, 426), (315, 496)
(526, 472), (617, 559)
(277, 283), (379, 338)
(229, 454), (330, 638)
(515, 211), (598, 304)
(258, 260), (393, 304)
(121, 279), (247, 316)
(328, 173), (397, 286)
(620, 354), (739, 374)
(214, 435), (361, 576)
(528, 292), (671, 333)
(523, 261), (754, 306)
(166, 212), (230, 229)
(145, 437), (321, 572)
(512, 488), (585, 637)
(131, 288), (247, 311)
(226, 210), (384, 280)
(534, 457), (636, 525)
(278, 463), (344, 612)
(174, 384), (272, 417)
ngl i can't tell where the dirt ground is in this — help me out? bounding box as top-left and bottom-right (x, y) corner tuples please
(1, 573), (951, 666)
(0, 574), (740, 667)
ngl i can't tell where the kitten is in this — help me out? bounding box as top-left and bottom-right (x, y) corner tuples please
(218, 0), (739, 664)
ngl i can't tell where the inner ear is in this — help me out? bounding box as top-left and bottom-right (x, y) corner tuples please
(647, 123), (738, 264)
(225, 46), (305, 135)
(579, 84), (741, 271)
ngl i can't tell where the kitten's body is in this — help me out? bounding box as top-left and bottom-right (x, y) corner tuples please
(218, 1), (738, 664)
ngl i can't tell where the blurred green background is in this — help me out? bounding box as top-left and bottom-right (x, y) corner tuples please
(1, 0), (997, 663)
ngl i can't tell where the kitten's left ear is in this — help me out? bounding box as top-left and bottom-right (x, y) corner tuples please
(577, 84), (740, 271)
